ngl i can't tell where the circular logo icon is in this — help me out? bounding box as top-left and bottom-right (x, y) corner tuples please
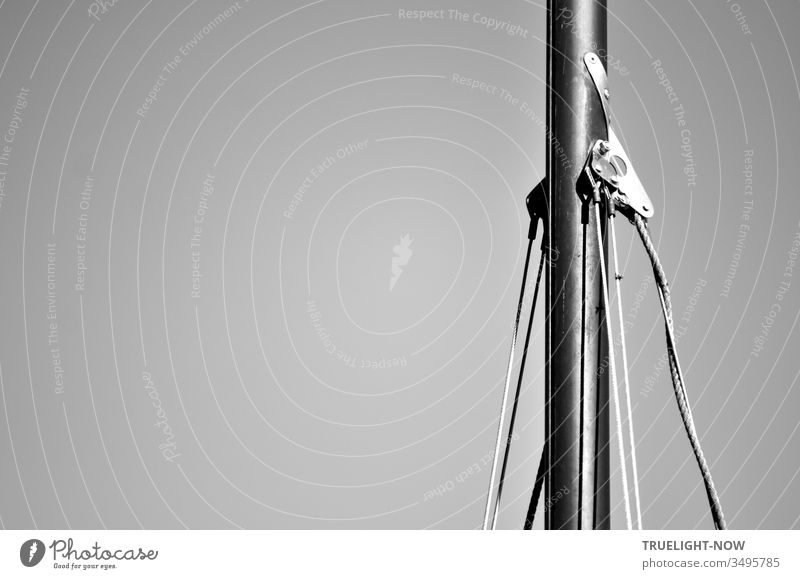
(20, 539), (45, 567)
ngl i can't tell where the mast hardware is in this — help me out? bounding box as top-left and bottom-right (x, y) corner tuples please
(526, 177), (548, 241)
(583, 52), (655, 221)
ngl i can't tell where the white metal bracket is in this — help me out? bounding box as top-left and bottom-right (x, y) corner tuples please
(583, 52), (654, 220)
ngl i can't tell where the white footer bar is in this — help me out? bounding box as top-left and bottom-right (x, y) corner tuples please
(1, 530), (798, 578)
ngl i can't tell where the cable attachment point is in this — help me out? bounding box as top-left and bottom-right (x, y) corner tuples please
(587, 134), (654, 220)
(583, 52), (655, 221)
(526, 178), (548, 241)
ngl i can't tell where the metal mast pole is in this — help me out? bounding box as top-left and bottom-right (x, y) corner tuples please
(545, 0), (610, 529)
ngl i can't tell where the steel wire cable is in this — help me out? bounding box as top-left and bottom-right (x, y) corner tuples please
(593, 201), (634, 530)
(483, 237), (535, 530)
(632, 213), (727, 530)
(609, 212), (644, 529)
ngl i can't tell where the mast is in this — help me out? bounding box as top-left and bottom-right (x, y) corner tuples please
(544, 0), (610, 529)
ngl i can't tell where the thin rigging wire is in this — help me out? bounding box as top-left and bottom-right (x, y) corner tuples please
(521, 242), (548, 531)
(609, 212), (643, 530)
(492, 247), (546, 529)
(523, 448), (547, 529)
(483, 237), (534, 530)
(633, 213), (727, 530)
(593, 200), (633, 530)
